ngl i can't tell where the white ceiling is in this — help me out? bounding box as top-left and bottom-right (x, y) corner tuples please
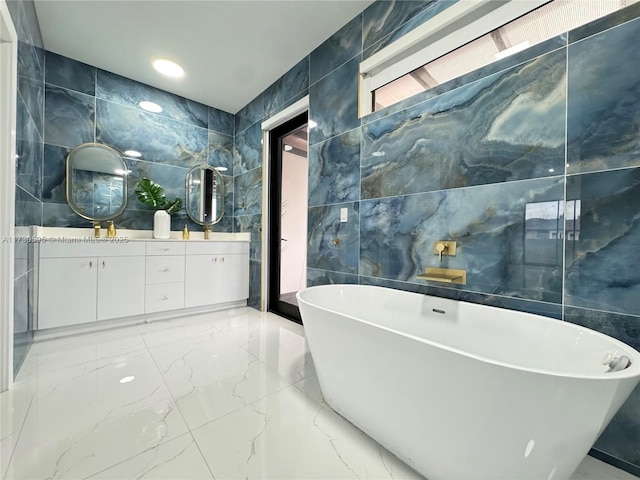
(34, 0), (374, 114)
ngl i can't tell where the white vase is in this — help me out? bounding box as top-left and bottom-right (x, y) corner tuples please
(153, 210), (170, 239)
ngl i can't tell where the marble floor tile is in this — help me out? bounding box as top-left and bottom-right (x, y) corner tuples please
(3, 306), (636, 480)
(148, 334), (289, 430)
(87, 433), (213, 480)
(192, 384), (421, 479)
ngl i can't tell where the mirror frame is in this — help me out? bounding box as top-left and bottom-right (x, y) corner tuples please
(185, 164), (226, 226)
(66, 142), (128, 221)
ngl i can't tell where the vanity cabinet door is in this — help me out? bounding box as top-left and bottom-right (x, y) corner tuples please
(184, 253), (249, 307)
(96, 256), (145, 321)
(38, 257), (98, 329)
(215, 253), (249, 304)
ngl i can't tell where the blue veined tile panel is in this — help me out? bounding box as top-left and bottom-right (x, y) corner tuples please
(208, 131), (233, 173)
(310, 14), (362, 85)
(15, 186), (42, 227)
(567, 17), (640, 175)
(45, 51), (95, 96)
(44, 85), (94, 148)
(16, 139), (42, 201)
(308, 202), (359, 274)
(17, 41), (44, 83)
(308, 127), (360, 207)
(307, 268), (359, 287)
(236, 95), (265, 135)
(18, 75), (43, 138)
(111, 208), (153, 231)
(264, 56), (309, 118)
(233, 121), (262, 175)
(564, 306), (640, 468)
(564, 168), (640, 316)
(362, 49), (566, 200)
(309, 57), (360, 146)
(234, 168), (262, 217)
(223, 175), (234, 220)
(96, 100), (208, 167)
(208, 107), (234, 137)
(362, 0), (435, 50)
(360, 177), (564, 303)
(16, 92), (40, 143)
(359, 275), (563, 319)
(96, 69), (208, 129)
(42, 143), (69, 204)
(234, 214), (261, 261)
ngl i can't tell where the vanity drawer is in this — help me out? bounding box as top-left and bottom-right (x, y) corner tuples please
(146, 256), (185, 284)
(145, 282), (185, 313)
(146, 242), (186, 256)
(185, 241), (249, 255)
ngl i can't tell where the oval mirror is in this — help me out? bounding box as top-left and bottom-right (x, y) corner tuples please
(185, 164), (225, 226)
(66, 143), (128, 221)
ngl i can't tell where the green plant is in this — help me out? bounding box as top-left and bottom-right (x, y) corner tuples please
(134, 177), (182, 215)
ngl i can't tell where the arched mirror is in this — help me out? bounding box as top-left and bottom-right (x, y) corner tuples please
(66, 143), (128, 221)
(185, 164), (225, 227)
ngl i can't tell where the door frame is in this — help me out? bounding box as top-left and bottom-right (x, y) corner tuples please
(0, 0), (18, 391)
(260, 96), (309, 312)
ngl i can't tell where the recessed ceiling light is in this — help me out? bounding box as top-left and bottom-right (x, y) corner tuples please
(139, 101), (163, 113)
(153, 58), (185, 78)
(284, 144), (293, 151)
(124, 150), (142, 158)
(215, 166), (228, 172)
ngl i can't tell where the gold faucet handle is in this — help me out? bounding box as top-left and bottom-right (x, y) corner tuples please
(436, 242), (447, 261)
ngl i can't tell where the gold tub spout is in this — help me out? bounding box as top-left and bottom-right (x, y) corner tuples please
(417, 267), (466, 285)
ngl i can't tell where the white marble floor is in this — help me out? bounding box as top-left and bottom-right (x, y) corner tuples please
(1, 307), (637, 480)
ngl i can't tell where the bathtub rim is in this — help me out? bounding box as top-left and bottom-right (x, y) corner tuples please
(297, 284), (640, 381)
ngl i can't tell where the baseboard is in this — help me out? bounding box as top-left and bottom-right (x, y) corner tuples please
(589, 448), (640, 477)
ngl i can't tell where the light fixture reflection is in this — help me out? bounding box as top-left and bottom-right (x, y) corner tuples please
(124, 150), (142, 158)
(308, 120), (317, 128)
(119, 376), (135, 384)
(139, 101), (163, 113)
(284, 144), (293, 151)
(215, 166), (228, 172)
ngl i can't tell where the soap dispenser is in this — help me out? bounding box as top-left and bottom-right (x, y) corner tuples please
(107, 220), (116, 238)
(182, 224), (190, 240)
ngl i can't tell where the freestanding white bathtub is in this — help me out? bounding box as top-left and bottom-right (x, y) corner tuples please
(297, 284), (640, 480)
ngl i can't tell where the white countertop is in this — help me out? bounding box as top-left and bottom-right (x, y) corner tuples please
(31, 226), (251, 242)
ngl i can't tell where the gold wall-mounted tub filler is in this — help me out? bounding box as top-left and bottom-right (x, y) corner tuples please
(417, 267), (466, 285)
(434, 241), (457, 261)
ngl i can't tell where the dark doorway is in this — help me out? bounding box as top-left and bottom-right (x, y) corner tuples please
(268, 112), (308, 324)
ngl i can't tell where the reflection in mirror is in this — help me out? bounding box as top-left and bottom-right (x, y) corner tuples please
(185, 164), (225, 227)
(66, 143), (128, 221)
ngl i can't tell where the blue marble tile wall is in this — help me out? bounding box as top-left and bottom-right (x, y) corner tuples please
(41, 53), (235, 233)
(7, 0), (43, 376)
(231, 0), (640, 473)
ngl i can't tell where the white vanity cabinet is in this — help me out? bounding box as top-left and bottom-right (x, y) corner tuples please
(35, 236), (250, 334)
(185, 242), (250, 308)
(37, 242), (146, 329)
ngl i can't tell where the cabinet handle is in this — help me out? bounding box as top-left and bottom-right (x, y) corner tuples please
(102, 261), (106, 268)
(221, 257), (225, 263)
(162, 248), (171, 251)
(89, 261), (93, 268)
(161, 295), (170, 301)
(163, 268), (170, 272)
(213, 257), (217, 263)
